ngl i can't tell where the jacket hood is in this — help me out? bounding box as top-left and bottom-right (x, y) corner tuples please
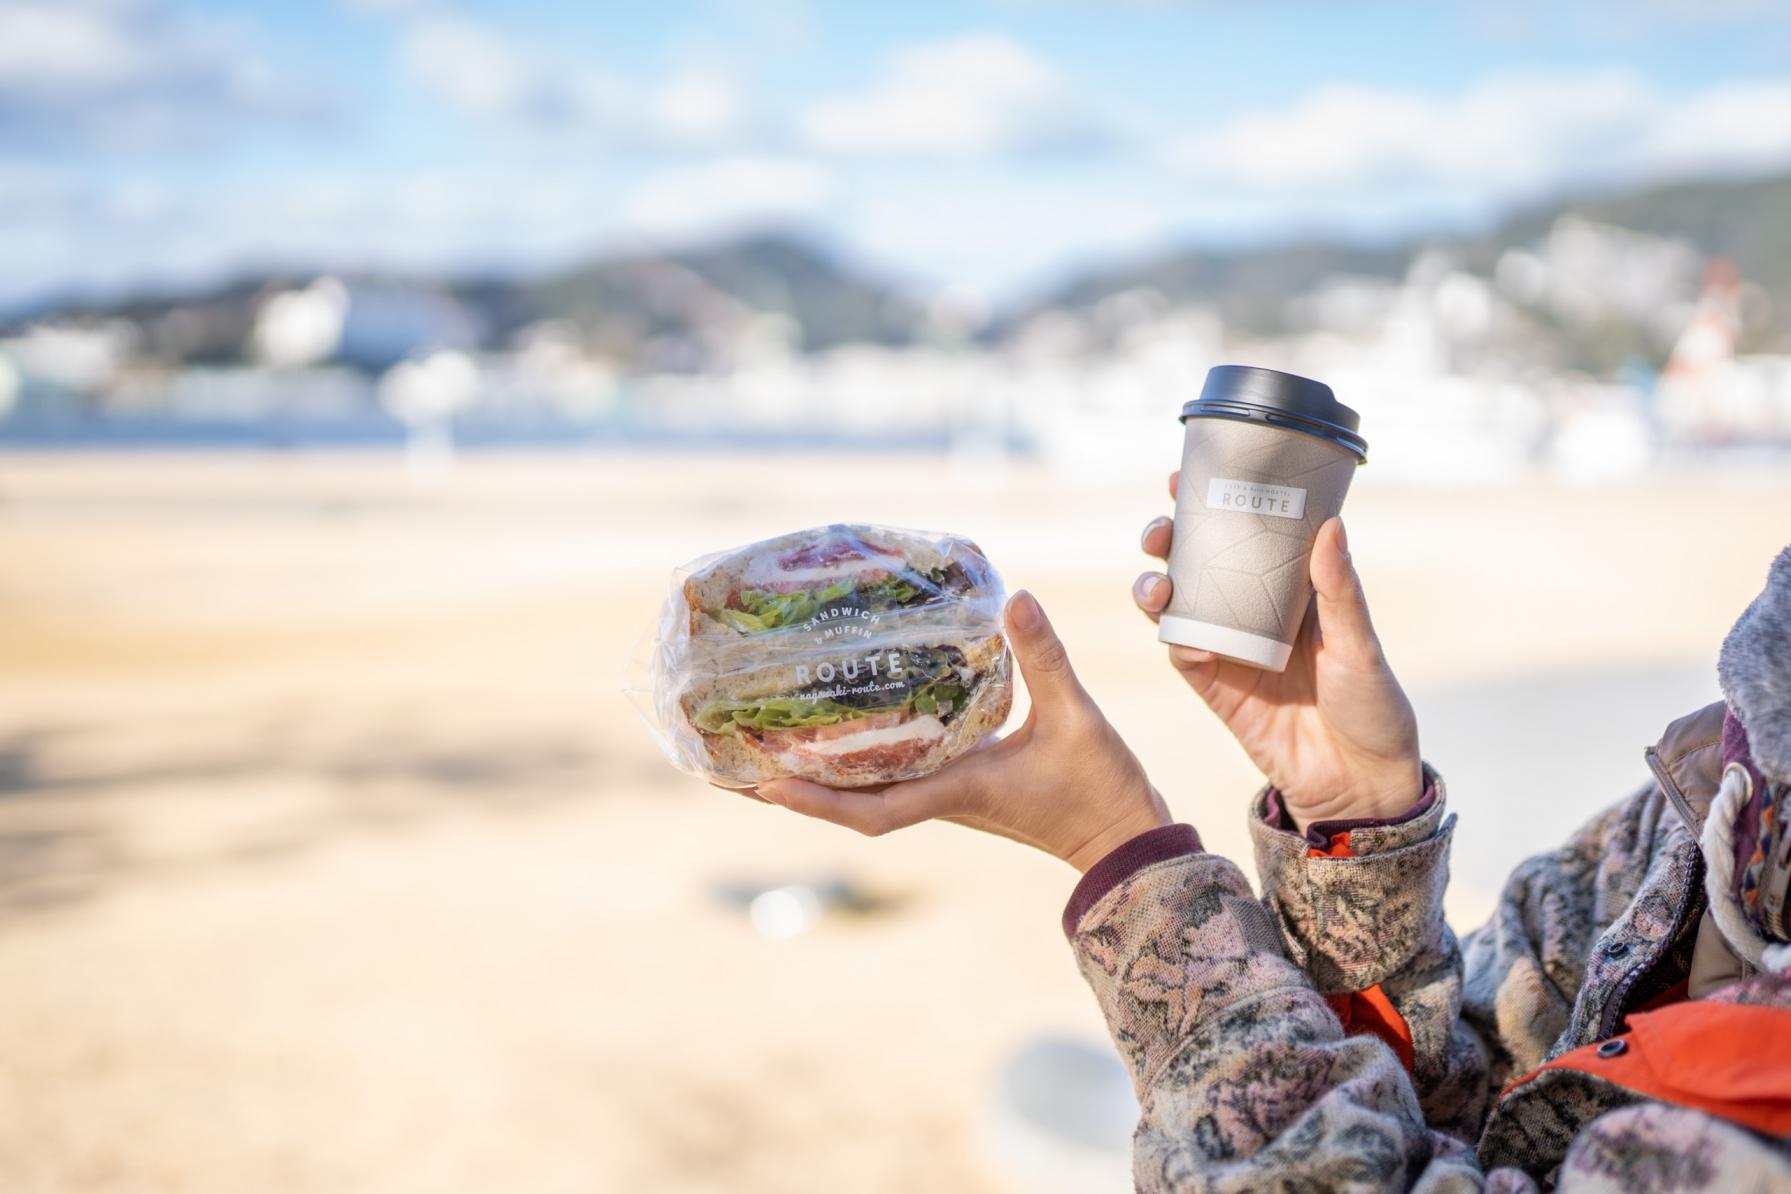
(1719, 544), (1791, 787)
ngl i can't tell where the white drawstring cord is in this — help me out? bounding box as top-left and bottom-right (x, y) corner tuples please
(1701, 762), (1791, 973)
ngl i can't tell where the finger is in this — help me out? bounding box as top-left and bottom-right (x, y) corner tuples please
(711, 782), (770, 803)
(756, 776), (942, 837)
(1309, 518), (1384, 669)
(1140, 516), (1172, 560)
(1167, 470), (1179, 500)
(1167, 646), (1221, 703)
(1168, 645), (1217, 668)
(1005, 591), (1092, 713)
(1132, 571), (1171, 622)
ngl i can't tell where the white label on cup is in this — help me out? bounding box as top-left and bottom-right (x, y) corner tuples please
(1206, 477), (1308, 520)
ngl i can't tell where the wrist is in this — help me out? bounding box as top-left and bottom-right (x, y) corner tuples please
(1281, 762), (1423, 835)
(1064, 788), (1173, 872)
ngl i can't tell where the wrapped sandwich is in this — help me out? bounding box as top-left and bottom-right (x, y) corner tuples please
(636, 525), (1013, 788)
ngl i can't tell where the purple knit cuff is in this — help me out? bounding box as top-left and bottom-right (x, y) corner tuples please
(1264, 784), (1436, 851)
(1061, 823), (1202, 939)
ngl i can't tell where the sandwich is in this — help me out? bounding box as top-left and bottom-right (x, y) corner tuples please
(658, 525), (1012, 788)
(680, 524), (983, 636)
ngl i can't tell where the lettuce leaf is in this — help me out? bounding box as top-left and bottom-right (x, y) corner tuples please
(712, 573), (935, 633)
(695, 695), (857, 734)
(855, 576), (924, 611)
(696, 678), (970, 736)
(713, 608), (773, 634)
(735, 578), (853, 629)
(910, 682), (964, 716)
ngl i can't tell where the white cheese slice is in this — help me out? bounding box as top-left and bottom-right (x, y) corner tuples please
(785, 715), (947, 758)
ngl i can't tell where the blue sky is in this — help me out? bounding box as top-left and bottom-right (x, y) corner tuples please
(3, 0), (1789, 311)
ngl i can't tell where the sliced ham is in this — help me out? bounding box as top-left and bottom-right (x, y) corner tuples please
(742, 713), (947, 780)
(728, 535), (905, 595)
(777, 539), (901, 571)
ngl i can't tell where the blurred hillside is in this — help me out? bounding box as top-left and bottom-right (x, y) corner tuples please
(4, 169), (1790, 471)
(1028, 171), (1791, 362)
(12, 170), (1791, 372)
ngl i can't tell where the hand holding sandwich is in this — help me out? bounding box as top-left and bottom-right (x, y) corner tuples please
(758, 592), (1171, 872)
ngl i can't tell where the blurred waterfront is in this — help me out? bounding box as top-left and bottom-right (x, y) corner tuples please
(6, 205), (1791, 482)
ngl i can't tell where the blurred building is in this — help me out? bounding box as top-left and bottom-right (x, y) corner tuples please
(253, 278), (480, 372)
(3, 213), (1789, 470)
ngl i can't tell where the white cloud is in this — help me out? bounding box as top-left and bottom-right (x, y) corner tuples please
(0, 2), (145, 93)
(399, 14), (744, 151)
(1529, 0), (1789, 25)
(622, 156), (834, 236)
(0, 163), (68, 220)
(799, 34), (1118, 158)
(400, 15), (623, 134)
(1640, 0), (1787, 15)
(713, 0), (812, 50)
(1168, 70), (1791, 202)
(1645, 79), (1791, 176)
(654, 67), (744, 146)
(0, 167), (629, 311)
(0, 0), (323, 151)
(836, 173), (1187, 300)
(0, 153), (834, 311)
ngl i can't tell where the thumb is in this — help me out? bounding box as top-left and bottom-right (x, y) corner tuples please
(1005, 591), (1090, 712)
(1310, 518), (1384, 669)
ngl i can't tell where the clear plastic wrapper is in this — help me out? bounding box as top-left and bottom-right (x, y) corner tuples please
(629, 524), (1013, 789)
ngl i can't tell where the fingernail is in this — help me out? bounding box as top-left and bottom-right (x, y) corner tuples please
(1010, 590), (1042, 631)
(1133, 574), (1164, 603)
(1140, 517), (1169, 549)
(1335, 520), (1350, 559)
(755, 784), (782, 806)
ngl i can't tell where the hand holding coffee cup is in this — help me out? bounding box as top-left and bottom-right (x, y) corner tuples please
(1134, 366), (1422, 831)
(1158, 366), (1368, 671)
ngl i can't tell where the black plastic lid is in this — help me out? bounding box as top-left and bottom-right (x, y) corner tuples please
(1180, 365), (1367, 462)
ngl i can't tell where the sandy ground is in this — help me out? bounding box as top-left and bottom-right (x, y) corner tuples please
(1, 452), (1787, 1193)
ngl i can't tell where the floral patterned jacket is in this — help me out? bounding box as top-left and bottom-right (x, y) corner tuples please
(1067, 698), (1791, 1192)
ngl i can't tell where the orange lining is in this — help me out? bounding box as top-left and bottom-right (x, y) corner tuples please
(1308, 830), (1415, 1074)
(1328, 985), (1416, 1073)
(1503, 1002), (1791, 1137)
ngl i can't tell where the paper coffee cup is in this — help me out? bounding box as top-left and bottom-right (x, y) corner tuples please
(1158, 366), (1366, 671)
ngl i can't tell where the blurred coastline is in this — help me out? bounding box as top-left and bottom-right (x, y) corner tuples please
(6, 179), (1791, 484)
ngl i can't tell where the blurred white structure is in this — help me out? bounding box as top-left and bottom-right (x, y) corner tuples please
(1548, 385), (1654, 485)
(1655, 261), (1791, 443)
(380, 350), (480, 478)
(0, 355), (19, 419)
(0, 321), (139, 393)
(983, 1036), (1136, 1194)
(1496, 217), (1701, 343)
(254, 278), (477, 372)
(253, 277), (350, 368)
